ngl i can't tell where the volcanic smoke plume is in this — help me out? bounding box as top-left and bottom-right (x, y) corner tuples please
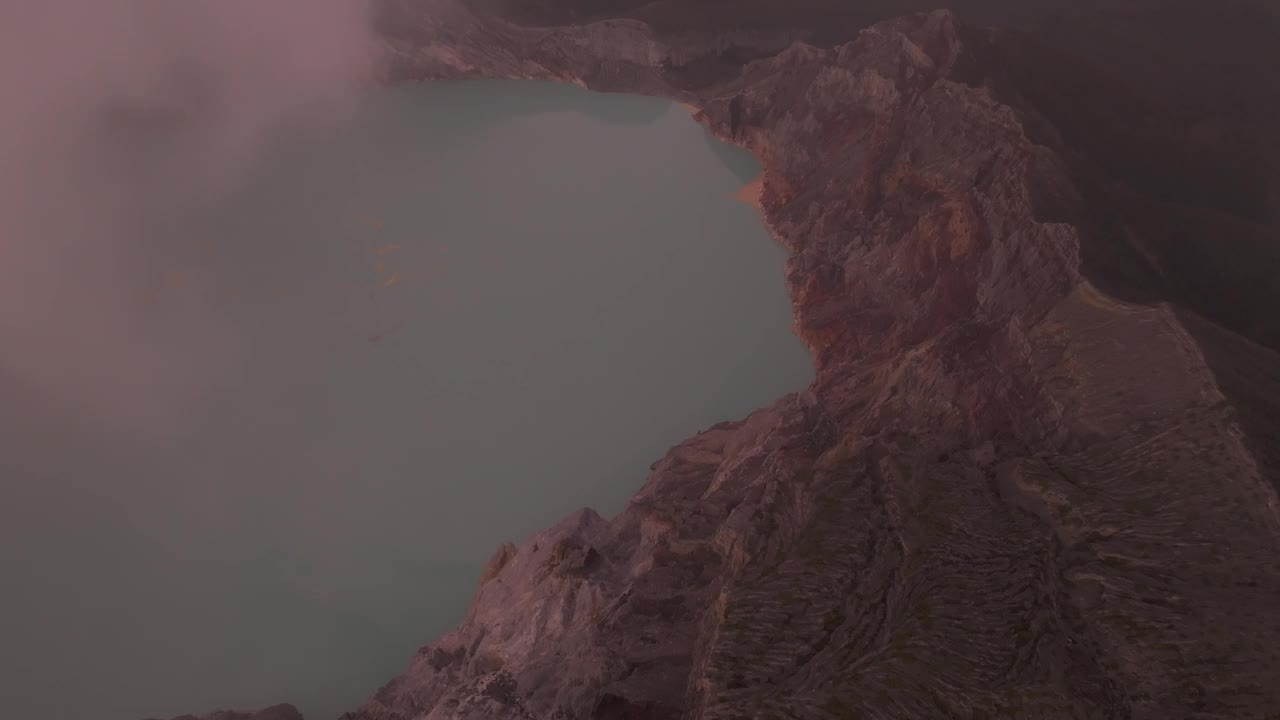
(0, 0), (377, 438)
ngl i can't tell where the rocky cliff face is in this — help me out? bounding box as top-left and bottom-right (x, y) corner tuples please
(310, 5), (1280, 720)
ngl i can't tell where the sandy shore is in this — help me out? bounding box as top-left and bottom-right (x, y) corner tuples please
(671, 100), (764, 213)
(733, 176), (764, 211)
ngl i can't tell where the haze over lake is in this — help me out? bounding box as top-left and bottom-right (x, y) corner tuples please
(0, 80), (812, 720)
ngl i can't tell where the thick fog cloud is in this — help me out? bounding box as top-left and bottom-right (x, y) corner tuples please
(0, 1), (377, 438)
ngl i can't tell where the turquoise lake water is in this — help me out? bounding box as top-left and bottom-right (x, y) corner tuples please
(0, 80), (812, 720)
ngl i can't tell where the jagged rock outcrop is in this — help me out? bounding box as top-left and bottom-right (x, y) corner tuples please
(328, 6), (1280, 720)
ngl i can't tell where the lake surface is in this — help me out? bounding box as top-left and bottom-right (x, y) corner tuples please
(0, 80), (812, 720)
